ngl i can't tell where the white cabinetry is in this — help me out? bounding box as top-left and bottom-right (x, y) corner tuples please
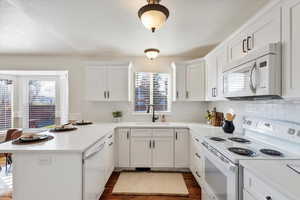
(85, 62), (132, 101)
(243, 169), (290, 200)
(205, 46), (226, 100)
(174, 129), (189, 168)
(282, 0), (300, 98)
(130, 128), (174, 168)
(227, 3), (281, 67)
(104, 132), (114, 182)
(173, 59), (206, 101)
(189, 131), (204, 185)
(116, 128), (131, 168)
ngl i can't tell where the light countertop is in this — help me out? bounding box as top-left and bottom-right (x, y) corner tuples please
(240, 159), (300, 200)
(0, 122), (223, 153)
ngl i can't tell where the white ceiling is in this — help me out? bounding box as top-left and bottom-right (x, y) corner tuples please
(0, 0), (269, 57)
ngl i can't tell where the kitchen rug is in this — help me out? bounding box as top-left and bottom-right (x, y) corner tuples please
(112, 172), (189, 196)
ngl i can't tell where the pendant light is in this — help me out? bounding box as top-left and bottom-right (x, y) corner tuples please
(144, 48), (160, 60)
(138, 0), (170, 32)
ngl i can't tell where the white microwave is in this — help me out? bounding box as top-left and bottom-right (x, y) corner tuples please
(223, 43), (281, 99)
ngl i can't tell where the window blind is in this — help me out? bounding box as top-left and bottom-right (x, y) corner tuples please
(0, 79), (13, 130)
(135, 72), (170, 112)
(28, 80), (56, 128)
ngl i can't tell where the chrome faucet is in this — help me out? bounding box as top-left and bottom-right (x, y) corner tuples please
(147, 105), (159, 123)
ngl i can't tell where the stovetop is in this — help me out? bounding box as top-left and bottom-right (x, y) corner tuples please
(203, 134), (299, 164)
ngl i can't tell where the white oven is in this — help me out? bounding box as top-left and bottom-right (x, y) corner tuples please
(223, 43), (281, 99)
(202, 141), (239, 200)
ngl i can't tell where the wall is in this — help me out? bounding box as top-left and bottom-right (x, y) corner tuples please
(0, 55), (208, 124)
(209, 100), (300, 132)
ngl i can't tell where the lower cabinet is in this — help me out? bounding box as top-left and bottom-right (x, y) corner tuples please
(175, 129), (189, 168)
(130, 128), (174, 168)
(190, 131), (205, 185)
(131, 137), (152, 167)
(116, 128), (130, 167)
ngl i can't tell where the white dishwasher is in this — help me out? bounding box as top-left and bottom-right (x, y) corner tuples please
(83, 138), (106, 200)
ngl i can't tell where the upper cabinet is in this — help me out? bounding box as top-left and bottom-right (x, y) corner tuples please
(205, 45), (226, 101)
(227, 2), (282, 69)
(282, 0), (300, 98)
(172, 59), (206, 101)
(85, 62), (132, 101)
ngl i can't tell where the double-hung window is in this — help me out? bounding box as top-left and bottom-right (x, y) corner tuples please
(135, 72), (170, 113)
(0, 79), (13, 130)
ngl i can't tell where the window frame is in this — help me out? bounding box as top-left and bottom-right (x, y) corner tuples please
(20, 76), (60, 128)
(133, 72), (172, 114)
(0, 75), (15, 130)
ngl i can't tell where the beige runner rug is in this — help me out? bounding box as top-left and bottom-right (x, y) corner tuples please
(112, 172), (189, 196)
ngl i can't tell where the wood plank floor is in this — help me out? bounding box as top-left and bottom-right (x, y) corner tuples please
(100, 172), (201, 200)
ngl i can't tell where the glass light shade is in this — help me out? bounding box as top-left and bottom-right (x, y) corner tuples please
(140, 10), (167, 32)
(145, 49), (160, 60)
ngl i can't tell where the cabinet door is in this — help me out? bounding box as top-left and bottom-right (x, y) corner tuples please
(152, 137), (174, 168)
(215, 47), (227, 100)
(227, 32), (247, 66)
(186, 61), (206, 101)
(283, 0), (300, 97)
(205, 53), (217, 100)
(107, 66), (130, 101)
(247, 3), (281, 52)
(175, 64), (187, 101)
(174, 129), (189, 168)
(85, 67), (107, 101)
(130, 137), (152, 167)
(105, 133), (114, 182)
(117, 129), (130, 168)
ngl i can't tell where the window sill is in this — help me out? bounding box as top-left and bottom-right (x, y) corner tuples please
(131, 112), (172, 116)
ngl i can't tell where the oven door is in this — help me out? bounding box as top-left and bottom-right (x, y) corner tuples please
(223, 60), (257, 98)
(202, 147), (238, 200)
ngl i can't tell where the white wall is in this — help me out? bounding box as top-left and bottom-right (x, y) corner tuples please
(0, 55), (208, 123)
(209, 100), (300, 132)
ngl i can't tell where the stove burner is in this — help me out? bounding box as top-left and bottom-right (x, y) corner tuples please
(210, 137), (226, 142)
(228, 137), (251, 143)
(260, 149), (283, 157)
(228, 147), (256, 157)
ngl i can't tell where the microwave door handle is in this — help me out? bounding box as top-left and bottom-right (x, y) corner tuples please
(249, 62), (257, 93)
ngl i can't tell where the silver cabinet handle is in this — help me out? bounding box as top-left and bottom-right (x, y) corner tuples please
(104, 91), (107, 99)
(149, 140), (152, 149)
(265, 196), (272, 200)
(176, 91), (179, 99)
(195, 138), (199, 142)
(247, 36), (252, 51)
(107, 91), (110, 99)
(242, 38), (247, 53)
(126, 131), (130, 139)
(175, 132), (178, 140)
(249, 62), (257, 93)
(195, 153), (201, 159)
(195, 171), (201, 178)
(109, 142), (113, 146)
(108, 134), (113, 139)
(153, 140), (155, 148)
(186, 91), (189, 99)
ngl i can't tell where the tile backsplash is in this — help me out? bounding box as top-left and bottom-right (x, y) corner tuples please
(209, 100), (300, 132)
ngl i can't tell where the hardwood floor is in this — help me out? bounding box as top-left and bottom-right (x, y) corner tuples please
(100, 172), (201, 200)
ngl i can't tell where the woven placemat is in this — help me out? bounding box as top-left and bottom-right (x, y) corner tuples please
(12, 135), (54, 145)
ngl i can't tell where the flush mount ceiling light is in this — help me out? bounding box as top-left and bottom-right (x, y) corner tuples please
(144, 48), (160, 60)
(138, 0), (170, 33)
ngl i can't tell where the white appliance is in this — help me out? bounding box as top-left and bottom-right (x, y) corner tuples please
(223, 43), (281, 99)
(201, 117), (300, 200)
(83, 139), (106, 200)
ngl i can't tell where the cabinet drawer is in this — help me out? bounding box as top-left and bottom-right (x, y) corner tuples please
(244, 169), (290, 200)
(131, 129), (152, 137)
(152, 129), (174, 137)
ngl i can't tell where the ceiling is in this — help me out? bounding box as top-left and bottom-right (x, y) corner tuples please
(0, 0), (269, 57)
